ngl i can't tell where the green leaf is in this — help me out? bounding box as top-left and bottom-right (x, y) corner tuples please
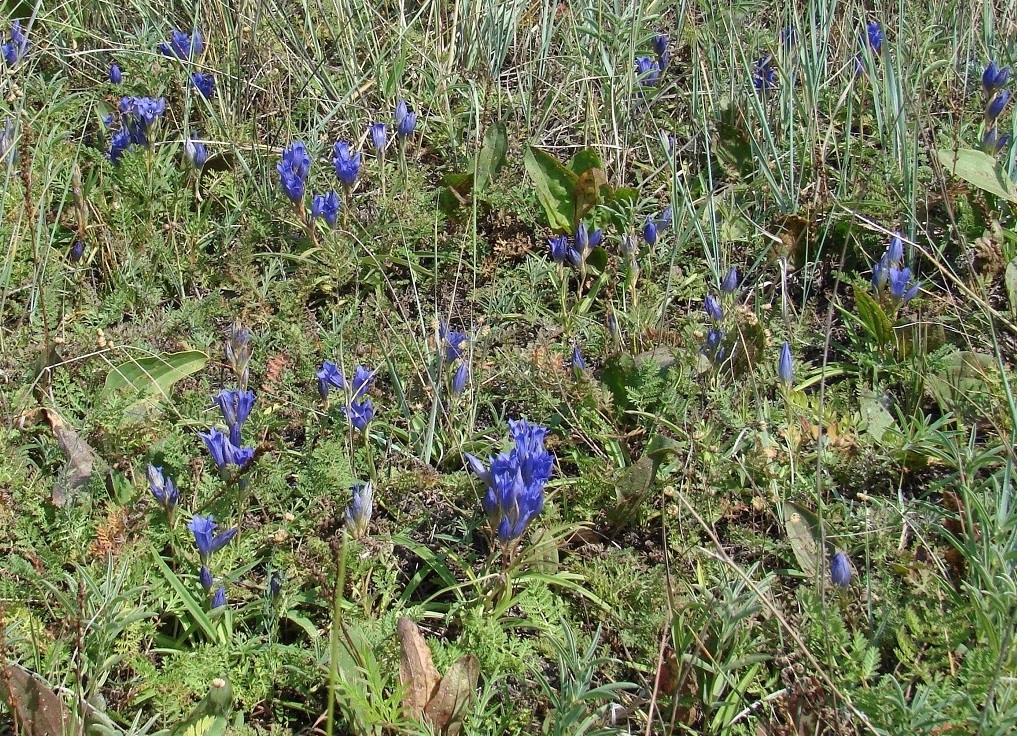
(783, 501), (822, 578)
(853, 288), (894, 347)
(152, 550), (218, 642)
(859, 390), (895, 443)
(475, 122), (508, 192)
(103, 350), (208, 399)
(937, 148), (1017, 202)
(925, 350), (998, 419)
(568, 147), (603, 177)
(523, 146), (577, 231)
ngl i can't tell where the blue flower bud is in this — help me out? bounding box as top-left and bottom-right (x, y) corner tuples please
(344, 482), (373, 539)
(831, 551), (851, 587)
(721, 267), (739, 293)
(982, 61), (1011, 96)
(704, 294), (723, 322)
(986, 90), (1011, 125)
(982, 127), (1012, 156)
(865, 21), (883, 54)
(2, 20), (29, 66)
(211, 586), (226, 609)
(199, 565), (214, 591)
(642, 219), (658, 246)
(70, 240), (85, 263)
(887, 233), (904, 265)
(370, 123), (387, 152)
(571, 346), (587, 374)
(185, 133), (207, 168)
(109, 63), (122, 84)
(778, 341), (793, 384)
(395, 100), (417, 138)
(452, 361), (469, 394)
(549, 234), (570, 264)
(187, 514), (238, 562)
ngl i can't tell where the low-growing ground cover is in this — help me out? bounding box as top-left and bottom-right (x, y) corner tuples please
(2, 1), (1017, 734)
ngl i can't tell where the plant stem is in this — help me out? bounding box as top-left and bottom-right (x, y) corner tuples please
(326, 533), (348, 736)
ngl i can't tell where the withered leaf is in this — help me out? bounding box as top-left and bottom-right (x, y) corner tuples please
(1, 663), (74, 736)
(398, 617), (440, 719)
(45, 409), (100, 507)
(573, 167), (606, 225)
(423, 654), (480, 736)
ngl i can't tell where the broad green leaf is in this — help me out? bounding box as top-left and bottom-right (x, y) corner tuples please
(859, 390), (895, 443)
(937, 148), (1017, 202)
(783, 501), (821, 578)
(438, 171), (474, 218)
(569, 147), (603, 176)
(925, 350), (998, 419)
(524, 146), (577, 231)
(475, 122), (508, 192)
(103, 350), (208, 399)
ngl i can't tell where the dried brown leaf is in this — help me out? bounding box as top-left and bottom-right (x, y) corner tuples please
(398, 617), (440, 719)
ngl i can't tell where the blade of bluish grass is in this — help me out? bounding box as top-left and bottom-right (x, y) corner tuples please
(151, 550), (218, 643)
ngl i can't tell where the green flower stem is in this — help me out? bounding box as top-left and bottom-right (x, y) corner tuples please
(326, 533), (348, 736)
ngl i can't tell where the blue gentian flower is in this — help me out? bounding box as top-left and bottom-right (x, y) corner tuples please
(704, 327), (724, 355)
(120, 96), (166, 140)
(986, 90), (1011, 125)
(704, 294), (723, 322)
(311, 191), (341, 226)
(343, 399), (374, 432)
(350, 366), (374, 398)
(211, 586), (227, 609)
(317, 360), (343, 399)
(370, 122), (388, 152)
(642, 219), (658, 246)
(2, 20), (28, 66)
(865, 21), (883, 54)
(191, 71), (215, 99)
(778, 341), (793, 384)
(982, 127), (1012, 156)
(982, 61), (1010, 96)
(752, 56), (777, 91)
(887, 266), (919, 302)
(187, 514), (237, 562)
(574, 222), (602, 262)
(871, 251), (890, 291)
(635, 56), (660, 86)
(109, 63), (122, 84)
(441, 324), (469, 362)
(185, 134), (208, 168)
(831, 551), (851, 587)
(148, 465), (180, 514)
(452, 361), (469, 394)
(395, 100), (417, 138)
(268, 571), (283, 598)
(721, 267), (739, 293)
(344, 482), (373, 539)
(107, 129), (132, 164)
(652, 34), (669, 69)
(277, 141), (311, 202)
(199, 565), (214, 591)
(198, 427), (254, 470)
(657, 205), (673, 228)
(887, 233), (904, 265)
(549, 234), (570, 264)
(69, 240), (85, 263)
(571, 346), (587, 373)
(465, 419), (553, 546)
(332, 141), (360, 188)
(215, 388), (255, 445)
(160, 28), (203, 60)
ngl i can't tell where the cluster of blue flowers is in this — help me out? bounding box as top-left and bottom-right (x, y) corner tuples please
(159, 28), (203, 61)
(187, 513), (237, 608)
(200, 388), (257, 471)
(466, 419), (553, 547)
(548, 221), (603, 268)
(106, 96), (167, 163)
(701, 268), (738, 362)
(981, 61), (1011, 156)
(317, 362), (376, 432)
(635, 33), (668, 86)
(2, 20), (28, 66)
(871, 232), (919, 303)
